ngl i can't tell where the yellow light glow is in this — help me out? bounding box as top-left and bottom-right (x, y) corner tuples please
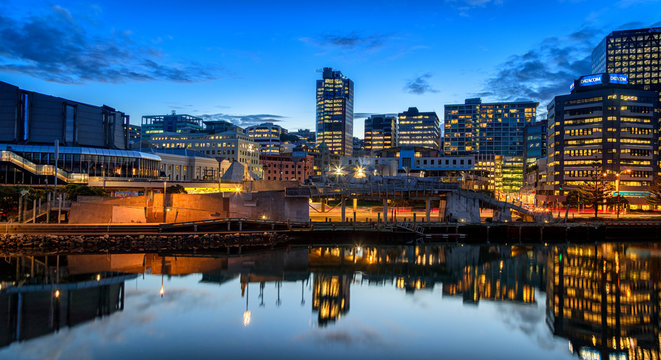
(96, 274), (101, 282)
(54, 290), (60, 298)
(160, 285), (164, 297)
(243, 310), (251, 326)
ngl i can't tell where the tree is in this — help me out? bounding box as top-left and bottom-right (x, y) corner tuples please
(647, 180), (661, 208)
(62, 184), (106, 201)
(0, 187), (21, 211)
(166, 184), (187, 194)
(563, 189), (580, 222)
(578, 170), (613, 219)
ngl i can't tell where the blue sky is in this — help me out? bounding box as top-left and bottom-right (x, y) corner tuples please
(0, 0), (660, 137)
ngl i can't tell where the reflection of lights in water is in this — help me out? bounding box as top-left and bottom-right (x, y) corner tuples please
(160, 285), (164, 297)
(243, 311), (251, 326)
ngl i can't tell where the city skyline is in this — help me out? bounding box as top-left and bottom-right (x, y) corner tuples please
(0, 1), (659, 138)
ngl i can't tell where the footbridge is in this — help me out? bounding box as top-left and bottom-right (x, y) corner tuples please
(300, 177), (548, 223)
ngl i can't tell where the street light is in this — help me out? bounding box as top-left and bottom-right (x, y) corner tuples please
(614, 169), (631, 219)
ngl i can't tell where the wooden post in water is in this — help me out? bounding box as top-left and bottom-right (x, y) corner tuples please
(32, 199), (36, 223)
(425, 199), (431, 223)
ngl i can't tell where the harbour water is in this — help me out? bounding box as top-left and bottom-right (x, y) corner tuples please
(0, 242), (658, 359)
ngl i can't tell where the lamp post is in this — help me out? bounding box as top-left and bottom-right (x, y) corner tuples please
(614, 169), (631, 219)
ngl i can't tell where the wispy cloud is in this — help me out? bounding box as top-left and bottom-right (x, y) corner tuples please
(301, 32), (393, 52)
(445, 0), (504, 16)
(404, 73), (439, 95)
(198, 113), (286, 127)
(0, 6), (220, 84)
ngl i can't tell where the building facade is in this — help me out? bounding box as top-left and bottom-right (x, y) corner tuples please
(245, 122), (284, 155)
(443, 98), (538, 156)
(592, 27), (661, 92)
(0, 81), (129, 150)
(141, 113), (203, 138)
(443, 98), (538, 194)
(148, 131), (263, 179)
(397, 108), (440, 150)
(545, 73), (659, 209)
(364, 114), (397, 152)
(316, 67), (354, 156)
(148, 149), (219, 181)
(260, 154), (314, 182)
(523, 120), (548, 169)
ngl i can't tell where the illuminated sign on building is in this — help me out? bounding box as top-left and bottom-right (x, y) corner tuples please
(609, 73), (628, 84)
(569, 81), (575, 91)
(579, 74), (602, 86)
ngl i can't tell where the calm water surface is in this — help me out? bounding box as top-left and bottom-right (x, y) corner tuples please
(0, 242), (657, 359)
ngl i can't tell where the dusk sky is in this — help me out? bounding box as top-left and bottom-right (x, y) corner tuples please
(0, 0), (660, 136)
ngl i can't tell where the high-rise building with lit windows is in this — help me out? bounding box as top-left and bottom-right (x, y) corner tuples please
(544, 73), (659, 209)
(547, 244), (661, 360)
(245, 122), (284, 155)
(364, 114), (397, 152)
(592, 27), (661, 92)
(443, 98), (537, 156)
(316, 67), (353, 156)
(443, 99), (537, 194)
(397, 107), (439, 150)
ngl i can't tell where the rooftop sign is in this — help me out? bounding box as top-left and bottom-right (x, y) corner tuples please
(579, 74), (602, 86)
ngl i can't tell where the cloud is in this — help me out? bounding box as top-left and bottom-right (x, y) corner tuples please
(0, 6), (220, 84)
(445, 0), (504, 16)
(404, 73), (439, 95)
(476, 26), (599, 106)
(198, 113), (287, 127)
(301, 32), (393, 51)
(295, 327), (385, 347)
(495, 302), (563, 351)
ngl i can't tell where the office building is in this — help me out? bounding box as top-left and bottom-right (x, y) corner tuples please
(316, 67), (354, 156)
(592, 27), (661, 92)
(245, 122), (285, 155)
(149, 131), (263, 179)
(364, 114), (397, 152)
(260, 154), (314, 182)
(397, 107), (440, 150)
(141, 112), (203, 138)
(444, 98), (538, 194)
(125, 124), (141, 149)
(545, 73), (659, 209)
(523, 120), (547, 169)
(443, 98), (537, 156)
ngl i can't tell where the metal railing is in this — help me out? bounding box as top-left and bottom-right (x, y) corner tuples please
(0, 151), (88, 184)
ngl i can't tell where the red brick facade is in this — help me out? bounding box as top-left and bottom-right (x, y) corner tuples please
(260, 154), (314, 182)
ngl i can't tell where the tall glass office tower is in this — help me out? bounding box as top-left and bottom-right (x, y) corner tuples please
(592, 27), (661, 92)
(443, 98), (538, 156)
(316, 68), (354, 156)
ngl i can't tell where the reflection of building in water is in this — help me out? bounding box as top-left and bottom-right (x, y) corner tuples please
(312, 274), (351, 326)
(547, 244), (661, 360)
(0, 256), (134, 348)
(443, 246), (544, 305)
(308, 246), (452, 293)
